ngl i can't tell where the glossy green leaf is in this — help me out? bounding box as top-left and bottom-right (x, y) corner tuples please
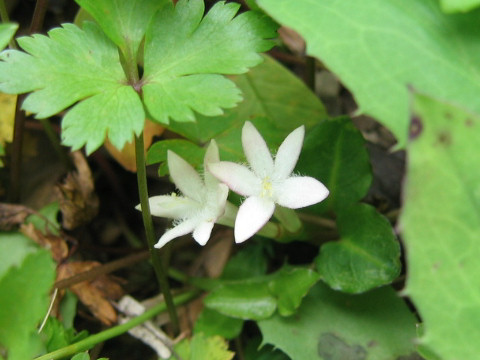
(147, 139), (205, 176)
(169, 333), (234, 360)
(194, 308), (243, 340)
(142, 0), (276, 124)
(0, 233), (56, 360)
(258, 283), (419, 360)
(400, 94), (480, 359)
(296, 117), (372, 215)
(439, 0), (480, 12)
(75, 0), (165, 60)
(315, 203), (401, 293)
(169, 54), (327, 162)
(204, 266), (319, 320)
(220, 241), (270, 280)
(0, 22), (144, 154)
(244, 338), (289, 360)
(258, 0), (480, 147)
(0, 23), (17, 50)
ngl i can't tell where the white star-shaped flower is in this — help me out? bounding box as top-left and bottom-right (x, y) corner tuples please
(208, 121), (329, 243)
(137, 140), (229, 248)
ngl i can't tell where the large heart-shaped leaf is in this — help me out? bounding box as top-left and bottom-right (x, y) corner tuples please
(400, 93), (480, 359)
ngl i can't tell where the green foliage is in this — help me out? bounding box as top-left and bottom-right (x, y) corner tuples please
(0, 233), (55, 360)
(169, 333), (234, 360)
(257, 0), (480, 148)
(204, 265), (319, 320)
(0, 23), (17, 49)
(167, 54), (327, 162)
(296, 117), (372, 215)
(0, 0), (275, 154)
(316, 203), (401, 293)
(75, 0), (166, 61)
(439, 0), (480, 12)
(258, 283), (419, 360)
(400, 93), (480, 359)
(71, 352), (108, 360)
(26, 201), (61, 235)
(41, 317), (88, 353)
(147, 139), (205, 175)
(194, 308), (243, 340)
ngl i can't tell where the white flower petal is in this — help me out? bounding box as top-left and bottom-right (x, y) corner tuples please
(234, 196), (275, 243)
(193, 221), (215, 246)
(275, 176), (329, 209)
(274, 126), (305, 179)
(242, 121), (274, 177)
(142, 195), (200, 219)
(154, 218), (197, 248)
(213, 183), (229, 218)
(208, 161), (261, 196)
(168, 150), (204, 202)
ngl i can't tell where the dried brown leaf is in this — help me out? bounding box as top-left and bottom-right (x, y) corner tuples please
(20, 223), (68, 262)
(57, 261), (124, 325)
(0, 203), (33, 230)
(55, 151), (99, 230)
(278, 26), (305, 55)
(104, 119), (164, 172)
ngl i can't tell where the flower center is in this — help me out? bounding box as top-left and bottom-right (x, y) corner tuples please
(260, 177), (273, 198)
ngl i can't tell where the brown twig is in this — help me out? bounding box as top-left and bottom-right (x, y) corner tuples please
(54, 250), (150, 289)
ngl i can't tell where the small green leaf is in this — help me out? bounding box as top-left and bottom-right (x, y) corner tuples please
(257, 0), (480, 147)
(0, 232), (56, 360)
(194, 308), (243, 340)
(258, 283), (419, 360)
(142, 0), (276, 124)
(26, 202), (61, 235)
(315, 203), (400, 293)
(75, 0), (166, 60)
(147, 139), (205, 176)
(296, 117), (372, 215)
(400, 94), (480, 359)
(0, 22), (144, 154)
(169, 333), (234, 360)
(0, 23), (17, 50)
(220, 241), (270, 280)
(204, 266), (319, 320)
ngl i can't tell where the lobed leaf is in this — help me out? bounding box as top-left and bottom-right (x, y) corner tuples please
(0, 22), (144, 154)
(315, 203), (401, 293)
(75, 0), (167, 60)
(400, 93), (480, 359)
(142, 0), (277, 124)
(258, 283), (419, 360)
(257, 0), (480, 147)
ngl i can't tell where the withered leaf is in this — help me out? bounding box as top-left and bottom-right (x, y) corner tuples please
(20, 223), (68, 263)
(57, 261), (124, 326)
(55, 151), (99, 230)
(0, 203), (33, 230)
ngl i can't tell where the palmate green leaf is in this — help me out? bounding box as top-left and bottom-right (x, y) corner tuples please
(439, 0), (480, 12)
(194, 308), (243, 340)
(296, 117), (372, 215)
(400, 94), (480, 359)
(75, 0), (166, 60)
(0, 22), (144, 154)
(0, 233), (56, 360)
(165, 55), (327, 162)
(142, 0), (277, 124)
(204, 265), (319, 320)
(315, 203), (401, 293)
(258, 283), (419, 360)
(257, 0), (480, 147)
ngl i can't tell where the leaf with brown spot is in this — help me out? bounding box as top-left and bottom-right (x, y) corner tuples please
(0, 203), (33, 230)
(104, 119), (165, 172)
(57, 261), (124, 325)
(20, 223), (68, 263)
(55, 151), (99, 230)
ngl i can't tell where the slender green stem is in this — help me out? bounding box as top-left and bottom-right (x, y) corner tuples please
(135, 133), (179, 334)
(34, 290), (198, 360)
(0, 0), (8, 22)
